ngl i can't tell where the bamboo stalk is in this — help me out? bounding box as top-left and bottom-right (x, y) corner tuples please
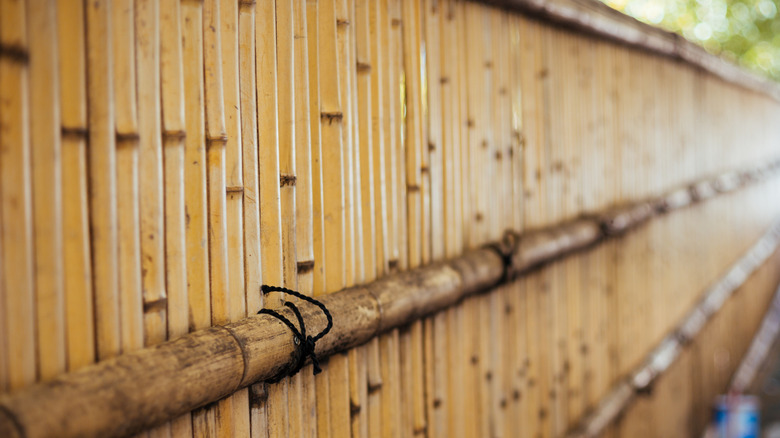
(28, 0), (66, 382)
(160, 0), (191, 435)
(86, 0), (121, 362)
(112, 0), (144, 360)
(1, 159), (779, 438)
(255, 1), (290, 436)
(0, 0), (35, 391)
(56, 0), (95, 374)
(291, 2), (319, 436)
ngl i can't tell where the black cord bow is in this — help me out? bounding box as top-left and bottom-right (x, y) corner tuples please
(257, 285), (333, 380)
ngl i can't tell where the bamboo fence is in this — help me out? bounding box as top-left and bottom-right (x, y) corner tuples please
(2, 0), (780, 437)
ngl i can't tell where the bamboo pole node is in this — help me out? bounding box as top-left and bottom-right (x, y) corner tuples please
(256, 285), (333, 379)
(143, 298), (168, 313)
(356, 61), (372, 73)
(296, 260), (315, 274)
(320, 111), (344, 124)
(205, 135), (228, 147)
(0, 43), (29, 64)
(162, 130), (186, 141)
(115, 132), (141, 145)
(60, 126), (89, 141)
(225, 186), (244, 193)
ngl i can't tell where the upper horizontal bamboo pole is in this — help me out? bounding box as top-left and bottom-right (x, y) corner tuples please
(483, 0), (780, 102)
(0, 159), (779, 438)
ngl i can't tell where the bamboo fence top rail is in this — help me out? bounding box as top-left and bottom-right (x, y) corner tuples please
(481, 0), (780, 101)
(1, 159), (778, 438)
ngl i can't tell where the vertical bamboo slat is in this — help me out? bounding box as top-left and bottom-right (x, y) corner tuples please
(86, 0), (121, 362)
(57, 0), (95, 374)
(28, 0), (65, 382)
(160, 0), (192, 436)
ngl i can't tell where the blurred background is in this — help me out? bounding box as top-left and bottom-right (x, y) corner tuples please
(601, 0), (780, 79)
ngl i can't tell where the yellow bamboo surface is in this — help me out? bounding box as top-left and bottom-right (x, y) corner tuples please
(3, 1), (780, 437)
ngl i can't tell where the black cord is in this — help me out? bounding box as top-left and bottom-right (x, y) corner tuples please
(257, 285), (333, 381)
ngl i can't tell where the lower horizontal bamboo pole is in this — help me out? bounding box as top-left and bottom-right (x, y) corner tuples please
(0, 159), (779, 438)
(567, 217), (780, 438)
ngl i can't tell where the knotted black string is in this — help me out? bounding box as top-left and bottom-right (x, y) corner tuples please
(257, 285), (333, 380)
(485, 230), (521, 283)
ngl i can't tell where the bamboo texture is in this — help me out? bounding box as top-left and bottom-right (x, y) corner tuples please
(4, 1), (780, 437)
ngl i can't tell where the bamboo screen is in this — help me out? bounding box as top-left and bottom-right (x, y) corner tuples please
(2, 0), (780, 437)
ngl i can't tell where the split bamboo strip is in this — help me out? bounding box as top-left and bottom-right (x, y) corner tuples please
(237, 2), (267, 436)
(274, 1), (304, 436)
(292, 1), (319, 436)
(112, 0), (143, 357)
(86, 0), (121, 362)
(56, 0), (95, 374)
(0, 0), (30, 394)
(136, 0), (168, 349)
(255, 0), (290, 436)
(2, 159), (779, 438)
(28, 0), (65, 382)
(160, 0), (191, 435)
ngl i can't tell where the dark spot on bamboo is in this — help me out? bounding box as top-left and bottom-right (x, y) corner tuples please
(504, 304), (512, 314)
(484, 61), (493, 69)
(226, 186), (244, 193)
(433, 398), (442, 408)
(420, 165), (429, 174)
(538, 68), (549, 79)
(388, 259), (399, 270)
(528, 378), (536, 388)
(337, 19), (350, 26)
(581, 344), (589, 355)
(513, 390), (521, 400)
(466, 118), (474, 128)
(297, 260), (315, 274)
(498, 87), (508, 95)
(391, 18), (402, 27)
(440, 76), (450, 85)
(428, 142), (436, 152)
(481, 140), (489, 149)
(500, 398), (507, 408)
(549, 390), (556, 400)
(249, 383), (268, 407)
(496, 151), (503, 160)
(407, 184), (420, 192)
(280, 174), (297, 187)
(485, 371), (493, 381)
(471, 355), (479, 365)
(475, 213), (483, 222)
(539, 408), (548, 419)
(143, 298), (168, 313)
(0, 43), (29, 64)
(413, 425), (427, 435)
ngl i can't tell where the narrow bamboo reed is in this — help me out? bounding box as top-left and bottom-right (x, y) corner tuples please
(86, 0), (121, 362)
(56, 0), (95, 374)
(160, 0), (192, 435)
(255, 0), (289, 435)
(28, 0), (65, 382)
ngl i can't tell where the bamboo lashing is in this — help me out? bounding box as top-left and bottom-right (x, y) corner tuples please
(1, 160), (779, 438)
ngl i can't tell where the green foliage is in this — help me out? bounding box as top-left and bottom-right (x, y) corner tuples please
(602, 0), (780, 79)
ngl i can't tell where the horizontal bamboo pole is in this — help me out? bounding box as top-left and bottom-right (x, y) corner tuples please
(1, 159), (779, 438)
(567, 216), (780, 438)
(482, 0), (780, 102)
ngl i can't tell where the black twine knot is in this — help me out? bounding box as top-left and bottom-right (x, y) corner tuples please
(485, 230), (521, 283)
(257, 285), (333, 381)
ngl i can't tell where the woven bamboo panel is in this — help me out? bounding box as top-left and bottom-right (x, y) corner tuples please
(2, 0), (780, 437)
